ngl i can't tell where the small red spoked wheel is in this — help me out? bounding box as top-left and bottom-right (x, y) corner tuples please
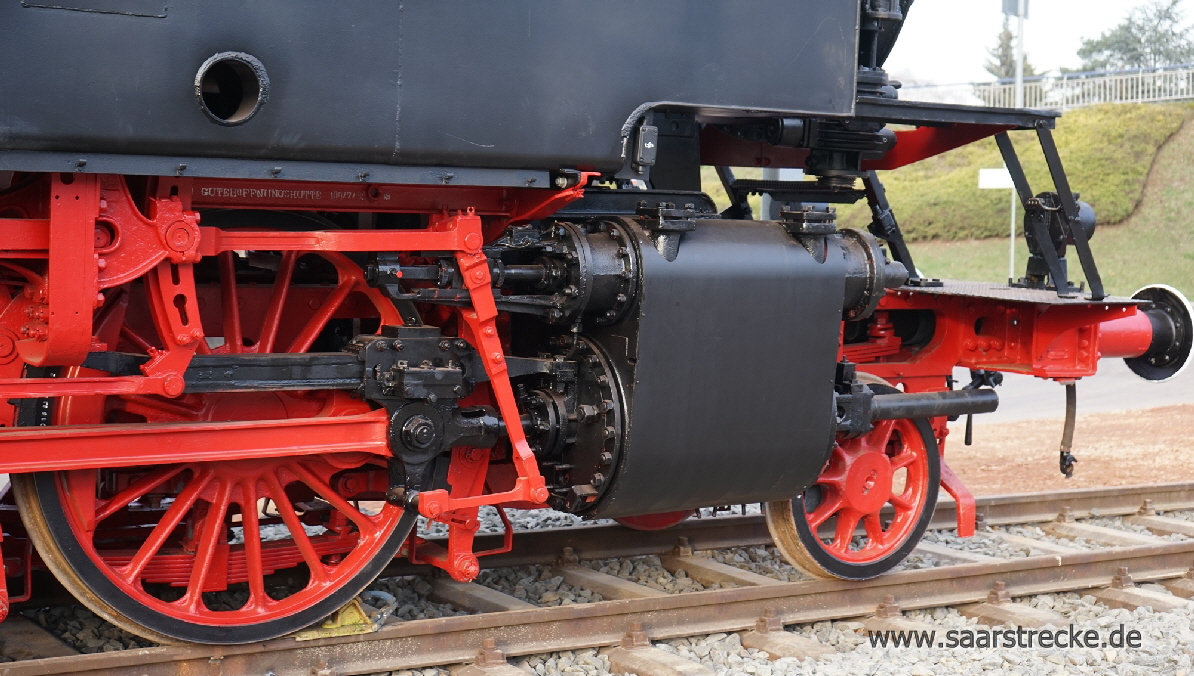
(764, 380), (939, 580)
(12, 213), (419, 643)
(615, 510), (695, 531)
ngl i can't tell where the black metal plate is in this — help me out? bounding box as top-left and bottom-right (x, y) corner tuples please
(1, 1), (858, 175)
(587, 220), (844, 518)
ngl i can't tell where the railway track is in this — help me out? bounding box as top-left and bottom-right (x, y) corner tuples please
(5, 482), (1194, 676)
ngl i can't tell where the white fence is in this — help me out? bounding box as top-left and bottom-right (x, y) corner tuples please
(901, 64), (1194, 111)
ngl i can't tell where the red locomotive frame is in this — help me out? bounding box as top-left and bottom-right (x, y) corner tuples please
(0, 121), (1164, 635)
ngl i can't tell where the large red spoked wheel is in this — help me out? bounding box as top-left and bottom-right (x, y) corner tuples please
(11, 214), (416, 643)
(764, 379), (939, 580)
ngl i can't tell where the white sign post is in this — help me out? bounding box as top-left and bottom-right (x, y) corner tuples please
(979, 167), (1017, 283)
(1002, 0), (1029, 108)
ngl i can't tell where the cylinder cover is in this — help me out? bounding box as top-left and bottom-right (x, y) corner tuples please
(583, 219), (845, 518)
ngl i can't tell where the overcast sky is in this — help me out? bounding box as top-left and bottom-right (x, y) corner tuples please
(885, 0), (1184, 85)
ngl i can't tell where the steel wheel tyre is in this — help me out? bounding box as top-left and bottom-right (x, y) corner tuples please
(764, 382), (939, 580)
(13, 463), (415, 644)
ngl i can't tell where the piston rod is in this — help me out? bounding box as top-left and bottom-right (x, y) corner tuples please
(871, 389), (999, 421)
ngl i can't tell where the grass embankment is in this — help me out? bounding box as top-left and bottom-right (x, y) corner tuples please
(912, 106), (1194, 298)
(700, 103), (1194, 298)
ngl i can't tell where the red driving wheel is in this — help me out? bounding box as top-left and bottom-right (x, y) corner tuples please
(12, 217), (417, 643)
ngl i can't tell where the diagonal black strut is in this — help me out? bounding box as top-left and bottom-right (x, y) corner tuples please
(1036, 126), (1105, 301)
(994, 132), (1074, 298)
(862, 170), (921, 283)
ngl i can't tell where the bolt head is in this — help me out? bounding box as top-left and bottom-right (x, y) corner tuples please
(162, 374), (185, 397)
(401, 415), (437, 449)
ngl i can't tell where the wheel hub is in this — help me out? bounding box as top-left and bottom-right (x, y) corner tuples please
(842, 451), (893, 513)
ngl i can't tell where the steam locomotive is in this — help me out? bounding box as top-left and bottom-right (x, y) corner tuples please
(0, 0), (1188, 644)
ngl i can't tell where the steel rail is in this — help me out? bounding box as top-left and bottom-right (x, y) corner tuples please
(3, 482), (1194, 676)
(379, 481), (1194, 574)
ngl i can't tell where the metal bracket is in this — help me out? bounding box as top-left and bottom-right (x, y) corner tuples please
(1037, 126), (1105, 300)
(995, 130), (1105, 300)
(862, 171), (938, 286)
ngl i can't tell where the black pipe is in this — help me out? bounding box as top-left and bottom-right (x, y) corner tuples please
(871, 389), (999, 421)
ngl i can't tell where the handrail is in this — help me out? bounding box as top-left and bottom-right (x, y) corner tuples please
(901, 65), (1194, 111)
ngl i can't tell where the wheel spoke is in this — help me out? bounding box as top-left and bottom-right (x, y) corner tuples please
(257, 250), (298, 353)
(218, 251), (243, 354)
(119, 325), (156, 354)
(95, 465), (186, 523)
(239, 480), (269, 611)
(829, 509), (862, 553)
(112, 395), (204, 421)
(889, 449), (917, 471)
(868, 419), (896, 453)
(888, 490), (913, 510)
(288, 463), (378, 537)
(814, 446), (849, 487)
(805, 493), (844, 530)
(180, 479), (231, 612)
(118, 469), (211, 583)
(285, 279), (353, 354)
(264, 472), (329, 583)
(863, 513), (886, 547)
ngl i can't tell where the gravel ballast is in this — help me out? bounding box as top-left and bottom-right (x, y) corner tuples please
(922, 529), (1035, 558)
(368, 576), (468, 621)
(474, 565), (605, 606)
(581, 555), (720, 593)
(996, 524), (1100, 550)
(24, 606), (155, 654)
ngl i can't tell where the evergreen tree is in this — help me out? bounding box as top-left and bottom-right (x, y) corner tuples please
(1078, 0), (1194, 71)
(985, 16), (1038, 80)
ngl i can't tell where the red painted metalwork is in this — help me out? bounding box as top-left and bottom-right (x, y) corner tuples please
(848, 287), (1146, 536)
(1096, 311), (1154, 359)
(861, 125), (1014, 172)
(698, 124), (1012, 170)
(0, 531), (9, 623)
(3, 539), (33, 605)
(5, 244), (411, 625)
(0, 412), (390, 473)
(411, 209), (549, 569)
(858, 289), (1138, 391)
(0, 174), (589, 405)
(18, 174), (100, 367)
(806, 419), (932, 562)
(51, 455), (405, 624)
(0, 153), (1163, 626)
(938, 460), (975, 538)
(408, 446), (517, 582)
(185, 177), (591, 222)
(0, 172), (587, 605)
(698, 126), (810, 169)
